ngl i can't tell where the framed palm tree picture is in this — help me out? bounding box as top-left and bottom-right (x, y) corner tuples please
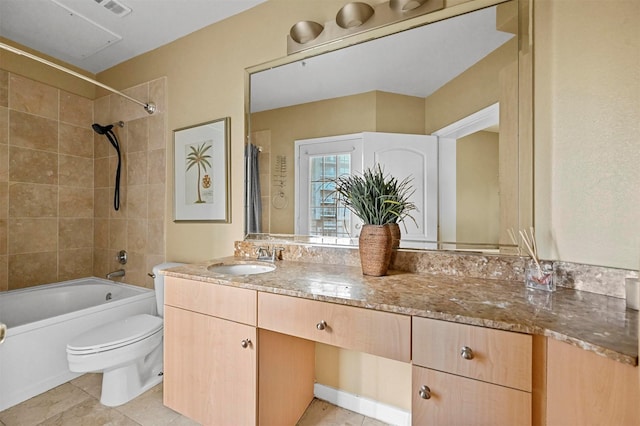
(173, 117), (230, 222)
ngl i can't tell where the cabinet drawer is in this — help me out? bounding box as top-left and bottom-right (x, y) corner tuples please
(412, 366), (531, 426)
(258, 292), (411, 362)
(413, 317), (532, 391)
(165, 276), (257, 325)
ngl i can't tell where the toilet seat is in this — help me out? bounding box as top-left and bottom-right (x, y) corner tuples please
(67, 314), (163, 355)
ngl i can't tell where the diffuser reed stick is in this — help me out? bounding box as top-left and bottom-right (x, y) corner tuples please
(519, 229), (542, 275)
(507, 228), (521, 255)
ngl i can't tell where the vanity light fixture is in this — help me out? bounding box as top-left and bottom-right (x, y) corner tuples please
(289, 20), (324, 44)
(336, 2), (375, 29)
(286, 0), (443, 54)
(389, 0), (430, 12)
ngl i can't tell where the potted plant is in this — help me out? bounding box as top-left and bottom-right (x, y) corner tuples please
(333, 164), (416, 276)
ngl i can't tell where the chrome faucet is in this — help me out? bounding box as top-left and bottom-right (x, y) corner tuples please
(106, 269), (125, 280)
(256, 246), (271, 260)
(256, 246), (285, 262)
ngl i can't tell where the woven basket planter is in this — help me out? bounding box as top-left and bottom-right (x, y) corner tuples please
(359, 224), (393, 276)
(387, 223), (401, 267)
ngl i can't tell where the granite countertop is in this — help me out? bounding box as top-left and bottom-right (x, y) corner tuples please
(163, 257), (639, 366)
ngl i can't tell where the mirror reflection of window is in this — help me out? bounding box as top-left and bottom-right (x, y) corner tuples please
(308, 155), (351, 237)
(296, 137), (364, 237)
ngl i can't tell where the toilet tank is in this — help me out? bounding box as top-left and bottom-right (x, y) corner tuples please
(152, 262), (185, 317)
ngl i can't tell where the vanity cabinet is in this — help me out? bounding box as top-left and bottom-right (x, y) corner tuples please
(546, 338), (640, 425)
(163, 277), (258, 425)
(412, 317), (532, 425)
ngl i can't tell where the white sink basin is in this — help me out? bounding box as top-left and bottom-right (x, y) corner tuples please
(207, 263), (276, 275)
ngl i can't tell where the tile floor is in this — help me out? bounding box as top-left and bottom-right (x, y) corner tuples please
(0, 374), (389, 426)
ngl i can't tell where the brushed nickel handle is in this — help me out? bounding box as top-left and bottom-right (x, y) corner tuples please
(240, 338), (252, 348)
(418, 385), (431, 400)
(460, 346), (474, 360)
(316, 320), (327, 330)
(0, 323), (6, 345)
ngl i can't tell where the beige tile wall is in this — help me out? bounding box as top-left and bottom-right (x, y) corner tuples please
(0, 70), (94, 290)
(0, 70), (167, 291)
(92, 78), (167, 289)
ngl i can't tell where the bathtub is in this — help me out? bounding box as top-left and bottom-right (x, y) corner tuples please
(0, 277), (157, 411)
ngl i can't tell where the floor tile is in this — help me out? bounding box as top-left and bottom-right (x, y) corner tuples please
(362, 416), (390, 426)
(0, 377), (387, 426)
(115, 383), (198, 426)
(297, 399), (368, 426)
(69, 373), (102, 400)
(38, 398), (138, 426)
(0, 383), (91, 426)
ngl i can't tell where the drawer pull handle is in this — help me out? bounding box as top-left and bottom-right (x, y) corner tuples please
(316, 320), (327, 331)
(460, 346), (474, 360)
(240, 338), (252, 349)
(418, 385), (431, 400)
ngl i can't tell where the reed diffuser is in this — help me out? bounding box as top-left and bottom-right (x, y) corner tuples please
(509, 227), (555, 291)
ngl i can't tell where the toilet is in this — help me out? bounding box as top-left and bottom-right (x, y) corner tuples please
(66, 262), (184, 407)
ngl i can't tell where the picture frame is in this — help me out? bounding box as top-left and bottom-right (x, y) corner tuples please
(173, 117), (231, 222)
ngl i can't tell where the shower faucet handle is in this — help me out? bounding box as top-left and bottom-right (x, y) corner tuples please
(116, 250), (128, 265)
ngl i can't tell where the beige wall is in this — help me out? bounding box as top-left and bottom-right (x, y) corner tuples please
(97, 1), (358, 262)
(534, 0), (640, 270)
(251, 90), (423, 234)
(0, 70), (167, 292)
(424, 37), (517, 134)
(0, 37), (96, 99)
(0, 71), (94, 291)
(457, 130), (500, 244)
(92, 78), (168, 289)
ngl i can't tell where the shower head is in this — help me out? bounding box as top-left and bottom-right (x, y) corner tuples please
(91, 121), (124, 135)
(92, 121), (123, 212)
(92, 123), (114, 135)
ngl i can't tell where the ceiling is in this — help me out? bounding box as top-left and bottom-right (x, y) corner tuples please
(0, 0), (267, 73)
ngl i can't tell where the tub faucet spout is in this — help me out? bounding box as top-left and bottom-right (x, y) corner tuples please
(106, 269), (125, 280)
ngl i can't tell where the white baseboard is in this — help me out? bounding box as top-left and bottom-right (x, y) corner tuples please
(313, 383), (411, 426)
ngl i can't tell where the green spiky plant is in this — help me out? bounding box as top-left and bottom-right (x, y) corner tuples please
(332, 164), (417, 228)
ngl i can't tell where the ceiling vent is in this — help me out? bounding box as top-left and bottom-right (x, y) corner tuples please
(94, 0), (132, 17)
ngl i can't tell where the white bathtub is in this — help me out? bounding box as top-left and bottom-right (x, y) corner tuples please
(0, 277), (157, 411)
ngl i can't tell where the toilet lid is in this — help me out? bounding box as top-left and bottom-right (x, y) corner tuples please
(67, 314), (163, 354)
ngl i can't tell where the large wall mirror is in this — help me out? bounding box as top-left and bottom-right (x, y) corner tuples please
(245, 0), (532, 253)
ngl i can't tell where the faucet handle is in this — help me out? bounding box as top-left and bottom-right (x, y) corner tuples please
(272, 247), (285, 261)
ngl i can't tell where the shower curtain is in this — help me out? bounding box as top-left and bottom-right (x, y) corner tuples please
(244, 143), (262, 234)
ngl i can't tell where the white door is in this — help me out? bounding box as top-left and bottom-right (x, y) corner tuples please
(295, 135), (363, 238)
(362, 132), (438, 243)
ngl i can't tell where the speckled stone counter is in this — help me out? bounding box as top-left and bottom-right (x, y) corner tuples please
(163, 257), (639, 366)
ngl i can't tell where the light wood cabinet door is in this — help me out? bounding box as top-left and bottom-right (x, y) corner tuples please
(164, 305), (257, 426)
(258, 292), (411, 362)
(546, 339), (640, 425)
(413, 316), (532, 391)
(412, 366), (531, 426)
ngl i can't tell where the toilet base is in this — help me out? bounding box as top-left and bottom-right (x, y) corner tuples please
(100, 342), (164, 407)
